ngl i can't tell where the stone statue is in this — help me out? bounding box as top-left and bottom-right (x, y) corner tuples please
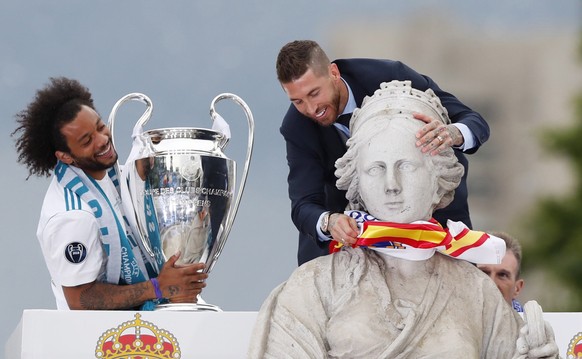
(248, 81), (558, 359)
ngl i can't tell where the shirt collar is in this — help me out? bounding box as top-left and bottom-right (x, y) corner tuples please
(340, 77), (357, 116)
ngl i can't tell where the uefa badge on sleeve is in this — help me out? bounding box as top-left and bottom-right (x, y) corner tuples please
(65, 242), (87, 264)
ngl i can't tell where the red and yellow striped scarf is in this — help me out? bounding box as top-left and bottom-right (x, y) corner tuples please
(330, 218), (491, 260)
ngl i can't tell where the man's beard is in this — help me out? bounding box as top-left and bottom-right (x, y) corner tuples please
(69, 151), (118, 173)
(308, 97), (342, 127)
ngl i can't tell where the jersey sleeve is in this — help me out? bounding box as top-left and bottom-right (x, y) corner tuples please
(40, 210), (106, 287)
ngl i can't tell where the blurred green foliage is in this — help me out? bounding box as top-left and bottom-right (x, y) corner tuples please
(520, 32), (582, 311)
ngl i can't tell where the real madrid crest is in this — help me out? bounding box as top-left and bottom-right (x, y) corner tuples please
(95, 313), (181, 359)
(567, 332), (582, 359)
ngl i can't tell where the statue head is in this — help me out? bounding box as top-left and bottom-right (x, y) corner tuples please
(335, 81), (464, 223)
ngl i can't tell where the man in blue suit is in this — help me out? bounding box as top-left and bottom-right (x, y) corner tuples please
(276, 40), (490, 266)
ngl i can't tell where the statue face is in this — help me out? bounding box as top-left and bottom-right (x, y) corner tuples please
(357, 119), (438, 223)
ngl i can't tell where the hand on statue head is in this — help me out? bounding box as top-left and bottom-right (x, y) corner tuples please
(156, 251), (208, 303)
(329, 213), (359, 246)
(414, 112), (463, 155)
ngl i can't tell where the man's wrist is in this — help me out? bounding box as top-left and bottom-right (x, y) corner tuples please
(150, 278), (164, 300)
(320, 211), (332, 233)
(447, 124), (463, 147)
(451, 123), (476, 151)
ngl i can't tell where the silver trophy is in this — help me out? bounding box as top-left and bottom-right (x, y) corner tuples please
(108, 92), (254, 311)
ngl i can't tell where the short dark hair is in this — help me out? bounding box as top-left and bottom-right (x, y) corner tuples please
(12, 77), (96, 178)
(490, 231), (522, 277)
(276, 40), (331, 83)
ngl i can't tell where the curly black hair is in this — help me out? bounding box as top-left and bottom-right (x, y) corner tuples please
(12, 77), (96, 178)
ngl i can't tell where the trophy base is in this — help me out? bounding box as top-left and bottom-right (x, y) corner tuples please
(154, 302), (223, 312)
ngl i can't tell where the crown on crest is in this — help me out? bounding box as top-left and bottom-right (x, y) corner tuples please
(95, 313), (181, 359)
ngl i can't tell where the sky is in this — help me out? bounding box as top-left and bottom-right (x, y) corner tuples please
(1, 0), (580, 353)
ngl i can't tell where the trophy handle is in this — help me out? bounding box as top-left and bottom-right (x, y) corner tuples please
(208, 93), (255, 272)
(108, 93), (154, 151)
(107, 93), (156, 258)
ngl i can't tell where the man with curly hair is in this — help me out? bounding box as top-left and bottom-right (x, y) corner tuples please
(13, 77), (208, 310)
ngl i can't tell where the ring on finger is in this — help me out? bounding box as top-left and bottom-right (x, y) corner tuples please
(436, 135), (444, 144)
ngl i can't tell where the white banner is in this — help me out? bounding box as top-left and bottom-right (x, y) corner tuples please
(5, 310), (257, 359)
(5, 310), (582, 358)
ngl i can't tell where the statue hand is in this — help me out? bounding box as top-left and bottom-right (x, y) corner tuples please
(513, 301), (559, 359)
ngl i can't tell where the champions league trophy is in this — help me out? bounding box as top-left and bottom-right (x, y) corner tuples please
(108, 92), (254, 311)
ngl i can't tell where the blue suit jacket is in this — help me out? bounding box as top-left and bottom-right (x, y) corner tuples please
(280, 58), (490, 265)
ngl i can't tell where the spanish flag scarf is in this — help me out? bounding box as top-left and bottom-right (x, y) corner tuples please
(329, 210), (504, 264)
